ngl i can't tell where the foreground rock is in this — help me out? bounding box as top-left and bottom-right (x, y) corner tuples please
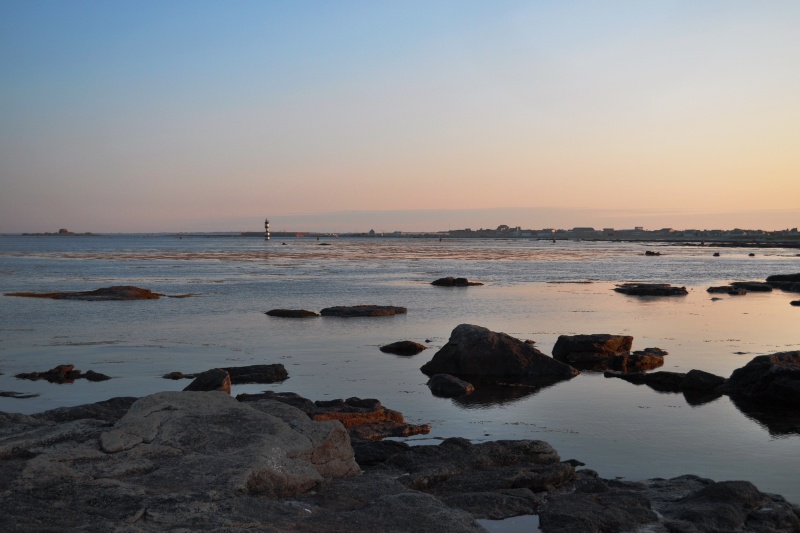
(266, 308), (320, 318)
(380, 340), (428, 355)
(552, 334), (633, 367)
(431, 277), (484, 286)
(2, 393), (798, 532)
(720, 351), (800, 408)
(613, 283), (688, 296)
(421, 324), (579, 382)
(237, 391), (430, 441)
(15, 364), (111, 383)
(5, 285), (165, 300)
(427, 374), (475, 397)
(320, 305), (407, 317)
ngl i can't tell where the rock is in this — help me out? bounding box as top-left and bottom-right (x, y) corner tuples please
(420, 324), (579, 382)
(380, 341), (428, 355)
(4, 285), (164, 300)
(266, 309), (320, 318)
(713, 252), (720, 256)
(607, 352), (664, 372)
(644, 250), (661, 256)
(766, 273), (800, 293)
(431, 277), (484, 286)
(0, 391), (40, 399)
(604, 369), (725, 395)
(749, 252), (756, 256)
(707, 285), (734, 293)
(427, 374), (475, 397)
(14, 364), (109, 383)
(683, 369), (727, 390)
(162, 371), (193, 380)
(320, 305), (407, 317)
(552, 334), (633, 367)
(237, 392), (430, 441)
(613, 283), (688, 296)
(636, 347), (668, 356)
(222, 364), (288, 384)
(720, 351), (800, 407)
(731, 281), (773, 292)
(182, 368), (231, 394)
(792, 300), (800, 306)
(32, 397), (138, 424)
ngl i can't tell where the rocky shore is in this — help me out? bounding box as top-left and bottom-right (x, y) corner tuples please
(2, 389), (798, 532)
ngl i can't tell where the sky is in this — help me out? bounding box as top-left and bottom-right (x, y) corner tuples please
(1, 1), (799, 233)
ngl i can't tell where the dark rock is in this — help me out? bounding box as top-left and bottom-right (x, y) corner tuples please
(182, 368), (231, 394)
(683, 369), (726, 390)
(266, 308), (320, 318)
(713, 252), (720, 256)
(613, 283), (688, 296)
(32, 397), (138, 424)
(222, 364), (288, 384)
(791, 300), (800, 306)
(352, 439), (410, 467)
(237, 392), (430, 441)
(731, 281), (773, 292)
(729, 288), (748, 295)
(162, 371), (193, 380)
(0, 391), (40, 399)
(431, 277), (484, 286)
(421, 324), (579, 381)
(749, 252), (756, 256)
(721, 351), (800, 407)
(320, 305), (407, 317)
(552, 334), (633, 366)
(5, 285), (164, 300)
(766, 273), (800, 293)
(380, 340), (428, 355)
(14, 364), (100, 384)
(607, 352), (664, 372)
(707, 285), (734, 293)
(645, 250), (661, 256)
(427, 374), (475, 397)
(636, 347), (668, 356)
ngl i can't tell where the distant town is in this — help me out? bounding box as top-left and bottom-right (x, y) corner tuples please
(245, 224), (800, 246)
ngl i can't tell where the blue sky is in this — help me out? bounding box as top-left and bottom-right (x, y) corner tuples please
(2, 1), (799, 232)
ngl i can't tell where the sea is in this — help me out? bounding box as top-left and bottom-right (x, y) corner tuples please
(1, 234), (799, 514)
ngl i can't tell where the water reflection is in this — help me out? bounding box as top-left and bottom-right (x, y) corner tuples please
(728, 396), (800, 436)
(439, 378), (567, 409)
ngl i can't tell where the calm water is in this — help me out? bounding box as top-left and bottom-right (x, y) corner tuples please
(1, 234), (799, 504)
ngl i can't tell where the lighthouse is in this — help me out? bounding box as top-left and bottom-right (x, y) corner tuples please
(264, 218), (270, 241)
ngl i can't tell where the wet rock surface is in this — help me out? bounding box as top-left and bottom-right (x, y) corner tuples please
(163, 364), (288, 384)
(266, 308), (320, 318)
(427, 373), (475, 397)
(5, 285), (166, 300)
(731, 281), (773, 292)
(721, 351), (800, 408)
(613, 283), (689, 296)
(182, 368), (231, 393)
(379, 340), (428, 355)
(431, 276), (484, 286)
(320, 305), (407, 317)
(15, 364), (111, 383)
(767, 273), (800, 292)
(1, 392), (799, 532)
(552, 334), (633, 366)
(421, 324), (579, 382)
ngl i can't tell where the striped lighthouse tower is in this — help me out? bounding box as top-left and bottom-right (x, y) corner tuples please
(264, 218), (270, 241)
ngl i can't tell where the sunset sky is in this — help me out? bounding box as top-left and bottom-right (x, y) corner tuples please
(2, 1), (799, 233)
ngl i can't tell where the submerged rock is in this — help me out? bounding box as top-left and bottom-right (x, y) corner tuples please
(320, 305), (407, 317)
(5, 285), (165, 300)
(421, 324), (579, 381)
(731, 281), (773, 292)
(431, 277), (484, 287)
(766, 273), (800, 293)
(265, 309), (320, 318)
(427, 374), (475, 397)
(613, 283), (688, 296)
(15, 364), (111, 383)
(380, 340), (428, 355)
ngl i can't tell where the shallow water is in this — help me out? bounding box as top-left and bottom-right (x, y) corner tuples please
(1, 235), (799, 504)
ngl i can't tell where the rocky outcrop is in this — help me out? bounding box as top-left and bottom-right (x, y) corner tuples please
(552, 334), (633, 367)
(320, 305), (407, 317)
(164, 364), (288, 384)
(15, 364), (111, 383)
(766, 273), (800, 293)
(380, 340), (428, 355)
(720, 351), (800, 408)
(731, 281), (773, 292)
(431, 277), (484, 286)
(5, 285), (165, 300)
(421, 324), (579, 382)
(613, 283), (688, 296)
(266, 309), (320, 318)
(605, 369), (725, 394)
(607, 351), (665, 372)
(427, 374), (475, 397)
(183, 368), (231, 393)
(707, 285), (747, 295)
(236, 392), (430, 441)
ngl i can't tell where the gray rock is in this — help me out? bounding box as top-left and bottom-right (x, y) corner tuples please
(182, 368), (231, 393)
(427, 374), (475, 397)
(380, 340), (428, 355)
(320, 305), (407, 317)
(421, 324), (579, 381)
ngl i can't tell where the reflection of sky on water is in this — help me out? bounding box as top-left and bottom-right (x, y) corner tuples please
(0, 235), (799, 503)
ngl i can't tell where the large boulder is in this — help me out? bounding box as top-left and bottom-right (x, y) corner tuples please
(720, 351), (800, 408)
(552, 334), (633, 367)
(420, 324), (579, 381)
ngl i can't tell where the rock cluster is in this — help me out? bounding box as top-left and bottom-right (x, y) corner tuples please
(164, 364), (289, 385)
(15, 364), (111, 383)
(552, 334), (666, 371)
